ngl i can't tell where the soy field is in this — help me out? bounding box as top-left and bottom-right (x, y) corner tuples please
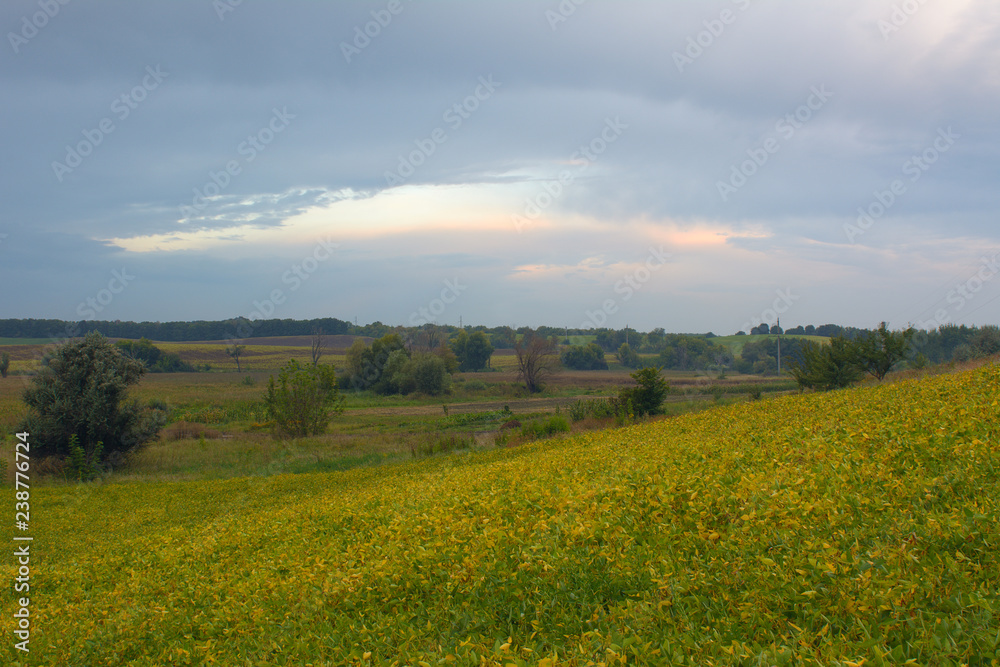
(3, 364), (999, 665)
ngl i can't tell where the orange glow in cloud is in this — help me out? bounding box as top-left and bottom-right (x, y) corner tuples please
(637, 220), (771, 248)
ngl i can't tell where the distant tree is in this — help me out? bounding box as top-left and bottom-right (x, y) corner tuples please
(379, 349), (411, 395)
(19, 332), (164, 461)
(115, 338), (194, 372)
(788, 337), (862, 391)
(971, 325), (1000, 358)
(489, 326), (517, 349)
(814, 324), (842, 338)
(618, 367), (669, 417)
(804, 324), (816, 335)
(753, 358), (778, 376)
(769, 324), (783, 335)
(413, 324), (444, 352)
(785, 325), (806, 335)
(752, 323), (770, 335)
(714, 349), (733, 376)
(595, 330), (617, 352)
(450, 330), (494, 372)
(643, 327), (666, 352)
(0, 352), (9, 378)
(264, 359), (344, 437)
(851, 322), (914, 381)
(654, 334), (728, 371)
(310, 328), (325, 366)
(434, 343), (460, 374)
(952, 344), (973, 363)
(345, 338), (367, 380)
(735, 331), (746, 336)
(740, 340), (768, 364)
(347, 333), (408, 392)
(226, 343), (246, 373)
(393, 353), (451, 395)
(617, 342), (640, 369)
(514, 330), (559, 393)
(562, 343), (608, 370)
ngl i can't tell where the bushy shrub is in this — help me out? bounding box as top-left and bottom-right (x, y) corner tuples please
(264, 360), (344, 437)
(561, 343), (608, 370)
(450, 330), (494, 371)
(346, 334), (453, 395)
(618, 367), (669, 417)
(19, 332), (163, 463)
(789, 337), (863, 390)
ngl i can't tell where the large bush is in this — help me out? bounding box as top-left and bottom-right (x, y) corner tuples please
(618, 367), (669, 417)
(345, 334), (408, 392)
(450, 330), (494, 372)
(19, 332), (164, 462)
(264, 360), (344, 437)
(561, 343), (608, 370)
(398, 353), (451, 395)
(788, 337), (863, 390)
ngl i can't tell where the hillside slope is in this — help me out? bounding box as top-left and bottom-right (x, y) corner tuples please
(5, 366), (1000, 665)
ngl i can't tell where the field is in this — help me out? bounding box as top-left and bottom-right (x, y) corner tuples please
(2, 351), (999, 663)
(0, 338), (790, 484)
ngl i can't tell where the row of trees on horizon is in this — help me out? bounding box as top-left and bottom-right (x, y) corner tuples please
(2, 319), (999, 378)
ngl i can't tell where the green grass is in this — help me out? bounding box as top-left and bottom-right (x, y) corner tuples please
(0, 337), (52, 345)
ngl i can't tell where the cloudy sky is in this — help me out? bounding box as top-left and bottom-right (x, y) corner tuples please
(2, 0), (998, 334)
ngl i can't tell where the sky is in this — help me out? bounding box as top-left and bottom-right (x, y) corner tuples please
(2, 0), (999, 335)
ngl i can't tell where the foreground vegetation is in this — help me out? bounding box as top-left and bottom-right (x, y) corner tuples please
(3, 362), (998, 664)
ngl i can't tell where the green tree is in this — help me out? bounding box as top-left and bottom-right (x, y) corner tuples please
(561, 343), (608, 370)
(393, 353), (450, 395)
(378, 349), (411, 395)
(617, 343), (640, 369)
(264, 359), (344, 437)
(19, 332), (163, 461)
(971, 325), (1000, 358)
(450, 330), (494, 372)
(789, 337), (862, 391)
(618, 367), (669, 417)
(851, 322), (914, 381)
(642, 327), (666, 353)
(347, 333), (407, 391)
(489, 326), (516, 349)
